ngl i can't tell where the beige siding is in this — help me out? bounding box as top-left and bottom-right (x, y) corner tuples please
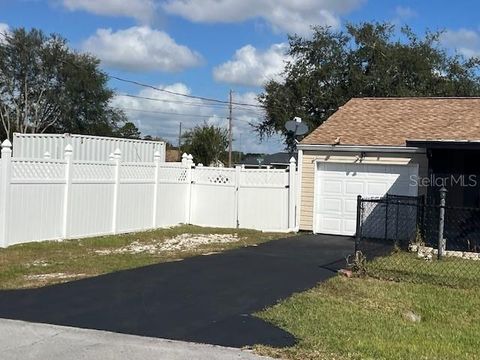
(299, 150), (428, 231)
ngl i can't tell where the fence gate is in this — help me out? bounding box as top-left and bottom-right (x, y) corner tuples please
(189, 164), (296, 232)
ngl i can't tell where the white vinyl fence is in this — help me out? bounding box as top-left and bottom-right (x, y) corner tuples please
(0, 140), (297, 247)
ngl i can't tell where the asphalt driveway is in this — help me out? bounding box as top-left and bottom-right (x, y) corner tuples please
(0, 234), (354, 348)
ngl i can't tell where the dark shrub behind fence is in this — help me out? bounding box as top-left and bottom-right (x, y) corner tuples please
(355, 194), (480, 288)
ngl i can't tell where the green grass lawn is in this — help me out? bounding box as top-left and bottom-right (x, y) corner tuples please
(0, 225), (289, 289)
(255, 254), (480, 360)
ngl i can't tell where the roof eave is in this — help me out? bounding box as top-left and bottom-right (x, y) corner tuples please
(297, 144), (426, 154)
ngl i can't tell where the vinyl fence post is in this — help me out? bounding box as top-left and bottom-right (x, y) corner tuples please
(152, 150), (161, 229)
(62, 144), (73, 239)
(0, 140), (12, 247)
(355, 195), (363, 254)
(288, 157), (296, 231)
(185, 154), (193, 225)
(438, 187), (447, 259)
(111, 148), (121, 235)
(234, 165), (241, 228)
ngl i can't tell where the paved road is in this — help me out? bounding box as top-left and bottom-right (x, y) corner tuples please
(0, 234), (354, 348)
(0, 319), (271, 360)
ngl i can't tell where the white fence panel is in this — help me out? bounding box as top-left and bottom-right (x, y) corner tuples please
(13, 133), (166, 163)
(116, 163), (156, 233)
(8, 159), (65, 245)
(190, 167), (237, 228)
(238, 169), (289, 231)
(156, 165), (189, 226)
(68, 161), (115, 238)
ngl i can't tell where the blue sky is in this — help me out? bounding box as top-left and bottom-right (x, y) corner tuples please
(1, 0), (479, 153)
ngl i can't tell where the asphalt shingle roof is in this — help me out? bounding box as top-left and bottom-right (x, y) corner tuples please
(301, 97), (480, 146)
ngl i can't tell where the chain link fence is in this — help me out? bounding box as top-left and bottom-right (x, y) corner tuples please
(354, 193), (480, 288)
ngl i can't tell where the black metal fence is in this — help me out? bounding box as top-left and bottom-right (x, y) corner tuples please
(354, 193), (480, 288)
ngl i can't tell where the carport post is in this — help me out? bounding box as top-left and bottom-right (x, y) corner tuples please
(438, 187), (447, 259)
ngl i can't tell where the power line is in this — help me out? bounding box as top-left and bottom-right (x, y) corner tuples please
(116, 106), (254, 124)
(118, 94), (266, 118)
(116, 93), (230, 109)
(110, 75), (264, 109)
(117, 107), (225, 119)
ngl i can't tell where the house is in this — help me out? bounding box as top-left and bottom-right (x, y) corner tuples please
(297, 97), (480, 235)
(236, 152), (297, 169)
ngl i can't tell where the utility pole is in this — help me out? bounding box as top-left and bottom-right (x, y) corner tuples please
(228, 89), (233, 167)
(178, 122), (182, 149)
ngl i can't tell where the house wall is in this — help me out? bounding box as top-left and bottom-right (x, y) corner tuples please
(299, 149), (428, 231)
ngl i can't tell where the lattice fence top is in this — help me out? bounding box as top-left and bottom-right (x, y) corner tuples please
(240, 169), (288, 187)
(11, 159), (65, 180)
(72, 161), (115, 181)
(192, 167), (235, 185)
(120, 163), (156, 180)
(157, 165), (188, 183)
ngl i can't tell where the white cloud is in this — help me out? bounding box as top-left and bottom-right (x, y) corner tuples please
(213, 43), (290, 87)
(0, 23), (10, 43)
(61, 0), (156, 23)
(440, 29), (480, 58)
(394, 6), (417, 20)
(163, 0), (365, 35)
(0, 23), (9, 34)
(111, 84), (284, 154)
(82, 26), (202, 72)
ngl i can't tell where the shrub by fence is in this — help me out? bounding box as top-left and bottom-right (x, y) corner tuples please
(354, 192), (480, 288)
(0, 140), (298, 247)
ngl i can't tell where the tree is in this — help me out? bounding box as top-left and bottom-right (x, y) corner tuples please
(116, 121), (141, 139)
(181, 123), (228, 166)
(0, 27), (127, 139)
(258, 22), (480, 149)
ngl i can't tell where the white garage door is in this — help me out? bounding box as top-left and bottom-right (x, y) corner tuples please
(314, 162), (418, 236)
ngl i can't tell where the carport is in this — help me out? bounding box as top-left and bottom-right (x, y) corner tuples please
(407, 140), (480, 207)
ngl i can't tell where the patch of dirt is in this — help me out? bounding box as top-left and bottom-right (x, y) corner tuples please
(94, 233), (240, 255)
(26, 260), (50, 267)
(24, 273), (86, 281)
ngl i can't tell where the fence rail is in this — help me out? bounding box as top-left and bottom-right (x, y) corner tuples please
(0, 140), (298, 247)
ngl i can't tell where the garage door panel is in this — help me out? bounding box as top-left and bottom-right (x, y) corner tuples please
(321, 198), (342, 213)
(315, 162), (418, 236)
(344, 199), (358, 214)
(319, 217), (342, 234)
(343, 219), (357, 234)
(323, 180), (342, 194)
(345, 181), (363, 195)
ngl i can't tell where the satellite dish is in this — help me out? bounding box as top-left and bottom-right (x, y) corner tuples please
(285, 119), (308, 136)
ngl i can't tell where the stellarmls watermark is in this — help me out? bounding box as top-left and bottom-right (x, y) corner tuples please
(410, 174), (478, 188)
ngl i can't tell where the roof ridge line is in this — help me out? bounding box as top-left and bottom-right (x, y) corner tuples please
(355, 97), (480, 100)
